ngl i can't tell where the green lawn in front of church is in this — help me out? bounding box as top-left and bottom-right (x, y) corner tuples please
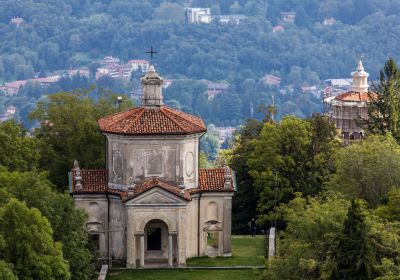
(108, 235), (265, 279)
(107, 269), (259, 280)
(186, 235), (266, 267)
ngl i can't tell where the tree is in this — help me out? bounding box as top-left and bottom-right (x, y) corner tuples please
(200, 124), (221, 161)
(248, 115), (336, 224)
(30, 90), (132, 188)
(368, 58), (400, 142)
(0, 120), (41, 172)
(329, 134), (400, 207)
(0, 260), (18, 280)
(153, 2), (184, 22)
(0, 199), (70, 280)
(331, 200), (377, 280)
(230, 119), (264, 233)
(376, 187), (400, 221)
(260, 192), (350, 280)
(261, 193), (400, 280)
(0, 170), (94, 280)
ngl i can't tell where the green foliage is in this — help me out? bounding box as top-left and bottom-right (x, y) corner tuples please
(248, 115), (336, 224)
(200, 124), (221, 161)
(260, 193), (400, 280)
(0, 120), (40, 171)
(199, 152), (209, 168)
(229, 118), (264, 233)
(368, 58), (400, 142)
(153, 2), (184, 22)
(30, 90), (132, 188)
(376, 187), (400, 222)
(331, 199), (377, 280)
(260, 192), (350, 280)
(0, 170), (94, 280)
(329, 135), (400, 207)
(4, 0), (400, 126)
(0, 199), (70, 280)
(0, 260), (18, 280)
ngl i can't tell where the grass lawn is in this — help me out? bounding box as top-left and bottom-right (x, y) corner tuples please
(108, 269), (258, 280)
(107, 235), (265, 279)
(186, 235), (266, 267)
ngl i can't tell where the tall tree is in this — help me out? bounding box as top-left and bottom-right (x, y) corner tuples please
(331, 200), (377, 280)
(230, 118), (264, 233)
(248, 115), (336, 224)
(329, 134), (400, 207)
(0, 120), (41, 171)
(0, 170), (94, 280)
(0, 199), (70, 280)
(368, 58), (400, 142)
(30, 90), (132, 188)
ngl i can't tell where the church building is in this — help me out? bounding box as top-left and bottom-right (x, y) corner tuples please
(324, 60), (375, 142)
(69, 65), (235, 268)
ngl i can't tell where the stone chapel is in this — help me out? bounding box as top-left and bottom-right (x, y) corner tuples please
(69, 65), (235, 268)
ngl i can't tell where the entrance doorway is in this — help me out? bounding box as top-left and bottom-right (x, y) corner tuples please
(147, 227), (162, 251)
(143, 219), (170, 266)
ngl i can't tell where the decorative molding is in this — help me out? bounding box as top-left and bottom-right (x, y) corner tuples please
(112, 149), (123, 183)
(185, 151), (194, 177)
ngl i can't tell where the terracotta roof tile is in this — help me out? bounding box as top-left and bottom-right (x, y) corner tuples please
(71, 169), (129, 198)
(335, 91), (376, 102)
(71, 169), (108, 193)
(71, 168), (234, 198)
(98, 106), (206, 135)
(126, 178), (191, 201)
(197, 168), (234, 192)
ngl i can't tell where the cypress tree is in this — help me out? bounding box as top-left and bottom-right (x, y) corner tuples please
(332, 200), (377, 280)
(368, 58), (400, 141)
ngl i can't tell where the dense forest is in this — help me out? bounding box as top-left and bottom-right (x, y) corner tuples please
(2, 0), (400, 126)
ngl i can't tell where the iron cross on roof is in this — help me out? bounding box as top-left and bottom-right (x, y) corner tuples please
(146, 46), (157, 64)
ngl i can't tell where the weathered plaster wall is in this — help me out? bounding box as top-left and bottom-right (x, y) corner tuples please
(105, 134), (202, 189)
(73, 194), (109, 257)
(109, 195), (126, 260)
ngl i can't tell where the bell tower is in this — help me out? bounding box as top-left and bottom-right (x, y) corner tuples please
(351, 60), (369, 93)
(141, 65), (164, 108)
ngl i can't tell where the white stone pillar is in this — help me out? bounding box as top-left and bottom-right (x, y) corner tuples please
(140, 235), (145, 267)
(268, 227), (276, 259)
(168, 235), (173, 267)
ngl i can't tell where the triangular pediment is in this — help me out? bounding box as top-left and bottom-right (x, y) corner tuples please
(125, 187), (188, 206)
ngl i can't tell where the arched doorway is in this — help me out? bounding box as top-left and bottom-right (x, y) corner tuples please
(143, 219), (174, 267)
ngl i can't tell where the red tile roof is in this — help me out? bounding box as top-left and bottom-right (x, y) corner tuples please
(125, 178), (191, 201)
(335, 91), (376, 102)
(71, 169), (108, 193)
(71, 168), (234, 198)
(98, 106), (206, 135)
(197, 168), (234, 192)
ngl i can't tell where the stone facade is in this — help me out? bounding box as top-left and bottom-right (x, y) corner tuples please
(70, 66), (235, 268)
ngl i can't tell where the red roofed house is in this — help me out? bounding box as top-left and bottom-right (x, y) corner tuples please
(70, 66), (235, 268)
(325, 61), (375, 141)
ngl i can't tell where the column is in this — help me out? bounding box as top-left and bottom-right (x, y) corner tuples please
(223, 197), (232, 256)
(140, 235), (145, 267)
(168, 235), (173, 267)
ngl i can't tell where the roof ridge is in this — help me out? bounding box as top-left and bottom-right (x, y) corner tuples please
(100, 107), (143, 129)
(161, 107), (191, 133)
(162, 106), (205, 132)
(124, 108), (146, 133)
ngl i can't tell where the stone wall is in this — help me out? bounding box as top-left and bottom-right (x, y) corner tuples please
(73, 194), (109, 257)
(105, 134), (202, 189)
